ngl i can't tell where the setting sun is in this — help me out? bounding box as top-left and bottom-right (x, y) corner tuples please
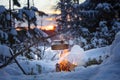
(40, 25), (56, 31)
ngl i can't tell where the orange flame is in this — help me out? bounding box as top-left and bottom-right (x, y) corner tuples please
(56, 49), (77, 72)
(59, 49), (69, 58)
(57, 59), (77, 72)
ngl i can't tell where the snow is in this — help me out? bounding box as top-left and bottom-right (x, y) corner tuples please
(0, 45), (12, 57)
(6, 14), (11, 21)
(13, 36), (20, 43)
(90, 36), (120, 80)
(0, 30), (8, 40)
(68, 39), (74, 46)
(34, 28), (51, 43)
(99, 21), (107, 27)
(73, 3), (79, 8)
(80, 36), (87, 45)
(84, 46), (110, 62)
(29, 52), (38, 60)
(18, 9), (23, 20)
(0, 32), (120, 80)
(60, 45), (85, 66)
(81, 27), (89, 32)
(29, 47), (37, 52)
(110, 31), (120, 55)
(31, 6), (38, 11)
(0, 6), (6, 14)
(0, 63), (23, 75)
(43, 47), (59, 60)
(96, 3), (112, 12)
(23, 9), (36, 20)
(112, 21), (120, 33)
(9, 28), (18, 36)
(26, 31), (32, 38)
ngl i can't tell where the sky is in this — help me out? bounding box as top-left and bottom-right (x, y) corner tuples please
(34, 0), (59, 14)
(0, 0), (85, 14)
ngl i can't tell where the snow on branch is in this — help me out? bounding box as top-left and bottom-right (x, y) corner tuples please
(0, 32), (59, 69)
(0, 6), (6, 14)
(79, 10), (99, 18)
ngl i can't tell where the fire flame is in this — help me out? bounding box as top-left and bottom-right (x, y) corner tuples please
(57, 59), (77, 72)
(59, 49), (69, 58)
(56, 49), (77, 72)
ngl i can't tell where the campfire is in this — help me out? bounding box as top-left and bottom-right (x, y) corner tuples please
(56, 59), (77, 72)
(56, 49), (77, 72)
(51, 40), (78, 72)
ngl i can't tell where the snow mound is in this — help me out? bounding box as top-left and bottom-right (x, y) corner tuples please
(39, 32), (120, 80)
(103, 31), (120, 64)
(90, 32), (120, 80)
(110, 31), (120, 54)
(1, 32), (120, 80)
(84, 46), (110, 62)
(60, 45), (85, 66)
(43, 47), (59, 60)
(0, 45), (12, 57)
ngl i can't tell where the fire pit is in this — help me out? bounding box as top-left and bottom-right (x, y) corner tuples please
(51, 40), (77, 72)
(56, 59), (77, 72)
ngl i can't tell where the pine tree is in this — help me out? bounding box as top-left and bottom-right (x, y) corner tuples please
(79, 0), (120, 49)
(57, 0), (120, 50)
(79, 0), (120, 30)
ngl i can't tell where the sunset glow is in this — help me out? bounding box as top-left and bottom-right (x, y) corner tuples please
(45, 17), (56, 21)
(16, 27), (28, 31)
(40, 25), (56, 31)
(49, 10), (61, 14)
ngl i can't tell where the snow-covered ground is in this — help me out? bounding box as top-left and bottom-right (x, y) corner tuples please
(0, 32), (120, 80)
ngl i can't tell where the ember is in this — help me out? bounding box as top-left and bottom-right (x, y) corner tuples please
(56, 59), (77, 72)
(56, 48), (77, 72)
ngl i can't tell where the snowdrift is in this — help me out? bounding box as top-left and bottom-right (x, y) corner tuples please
(0, 32), (120, 80)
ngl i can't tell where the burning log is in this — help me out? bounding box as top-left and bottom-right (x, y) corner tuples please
(56, 59), (77, 72)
